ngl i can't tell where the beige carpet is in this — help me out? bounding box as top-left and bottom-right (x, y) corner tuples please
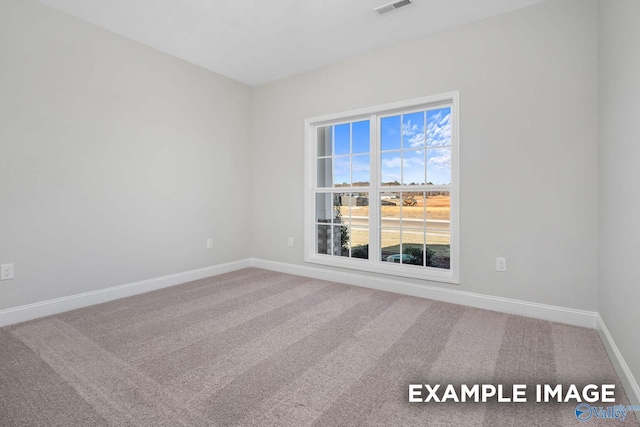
(1, 268), (637, 426)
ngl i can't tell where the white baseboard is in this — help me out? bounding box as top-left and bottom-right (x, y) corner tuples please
(250, 258), (598, 328)
(596, 314), (640, 406)
(0, 259), (251, 327)
(1, 257), (597, 330)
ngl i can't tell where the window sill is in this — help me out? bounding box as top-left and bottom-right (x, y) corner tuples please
(305, 253), (459, 285)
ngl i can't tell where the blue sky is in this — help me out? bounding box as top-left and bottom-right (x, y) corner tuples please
(325, 107), (451, 186)
(380, 107), (451, 185)
(333, 120), (370, 185)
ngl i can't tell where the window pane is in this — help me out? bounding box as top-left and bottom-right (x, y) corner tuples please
(381, 228), (401, 263)
(427, 147), (451, 185)
(349, 192), (369, 226)
(331, 224), (343, 255)
(317, 158), (332, 188)
(352, 155), (370, 186)
(381, 152), (401, 186)
(426, 107), (452, 147)
(426, 230), (450, 270)
(334, 193), (350, 223)
(403, 149), (425, 185)
(402, 228), (425, 266)
(352, 120), (370, 154)
(381, 115), (401, 151)
(351, 227), (369, 259)
(317, 125), (333, 157)
(337, 224), (350, 258)
(426, 192), (450, 230)
(315, 193), (332, 223)
(317, 224), (332, 255)
(334, 156), (350, 187)
(403, 111), (425, 149)
(335, 123), (350, 155)
(381, 192), (401, 226)
(401, 192), (425, 226)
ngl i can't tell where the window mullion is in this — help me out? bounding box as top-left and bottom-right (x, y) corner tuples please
(369, 113), (380, 266)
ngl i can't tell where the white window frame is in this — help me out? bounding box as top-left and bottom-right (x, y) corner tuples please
(304, 91), (460, 284)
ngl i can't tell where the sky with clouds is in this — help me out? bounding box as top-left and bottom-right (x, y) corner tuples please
(380, 106), (451, 185)
(319, 107), (451, 187)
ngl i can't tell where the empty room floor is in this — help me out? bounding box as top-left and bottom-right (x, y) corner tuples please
(0, 268), (637, 426)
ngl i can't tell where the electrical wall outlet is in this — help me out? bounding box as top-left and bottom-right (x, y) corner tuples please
(496, 257), (507, 272)
(1, 263), (14, 281)
(287, 237), (294, 247)
(207, 238), (213, 249)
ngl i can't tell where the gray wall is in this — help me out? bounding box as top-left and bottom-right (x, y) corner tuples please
(0, 0), (252, 309)
(598, 0), (640, 397)
(251, 0), (599, 311)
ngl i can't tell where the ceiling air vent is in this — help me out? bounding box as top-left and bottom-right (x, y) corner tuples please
(374, 0), (413, 16)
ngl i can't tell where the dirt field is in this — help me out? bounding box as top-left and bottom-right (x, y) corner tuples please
(346, 194), (450, 221)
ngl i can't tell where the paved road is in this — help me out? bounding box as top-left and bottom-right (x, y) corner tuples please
(349, 216), (449, 231)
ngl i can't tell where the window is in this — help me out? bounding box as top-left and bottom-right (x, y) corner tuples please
(305, 92), (459, 284)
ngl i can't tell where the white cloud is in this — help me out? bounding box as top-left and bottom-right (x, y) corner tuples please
(426, 111), (452, 147)
(334, 158), (350, 170)
(402, 120), (419, 137)
(438, 114), (451, 127)
(427, 152), (451, 169)
(382, 173), (400, 182)
(381, 155), (424, 169)
(351, 157), (370, 172)
(403, 156), (425, 168)
(381, 156), (402, 168)
(408, 133), (425, 148)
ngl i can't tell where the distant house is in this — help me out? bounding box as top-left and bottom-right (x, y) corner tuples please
(340, 195), (369, 207)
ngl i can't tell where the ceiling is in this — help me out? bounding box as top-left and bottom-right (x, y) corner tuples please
(36, 0), (548, 86)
